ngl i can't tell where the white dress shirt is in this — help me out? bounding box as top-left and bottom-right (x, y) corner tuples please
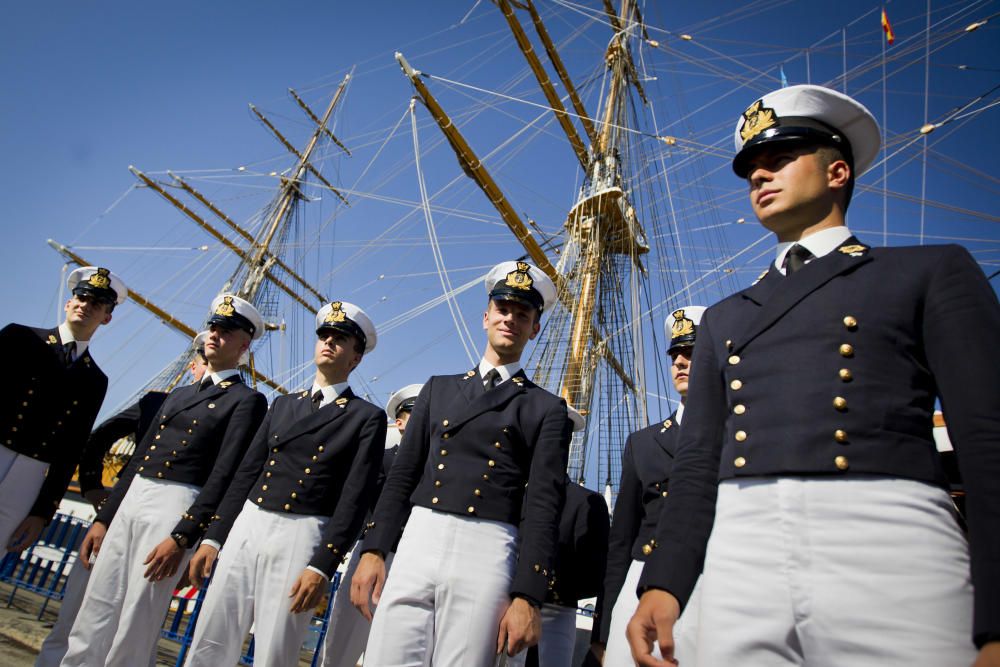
(774, 226), (854, 275)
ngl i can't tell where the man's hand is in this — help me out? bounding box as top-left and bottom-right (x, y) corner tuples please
(350, 552), (386, 621)
(627, 589), (681, 666)
(143, 537), (185, 582)
(289, 569), (328, 614)
(496, 597), (541, 657)
(83, 488), (109, 511)
(78, 522), (108, 569)
(188, 544), (219, 588)
(6, 515), (45, 553)
(973, 641), (1000, 667)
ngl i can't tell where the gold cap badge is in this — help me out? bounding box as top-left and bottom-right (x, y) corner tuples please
(739, 100), (777, 143)
(324, 301), (347, 324)
(671, 309), (695, 340)
(87, 267), (111, 290)
(504, 262), (534, 291)
(215, 296), (236, 318)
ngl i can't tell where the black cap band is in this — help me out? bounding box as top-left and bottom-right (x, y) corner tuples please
(207, 312), (256, 337)
(72, 283), (117, 305)
(395, 397), (417, 417)
(317, 319), (367, 351)
(733, 117), (855, 178)
(489, 282), (544, 311)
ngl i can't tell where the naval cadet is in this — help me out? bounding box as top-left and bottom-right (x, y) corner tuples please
(599, 306), (704, 667)
(1, 266), (125, 553)
(36, 333), (208, 667)
(318, 382), (424, 667)
(61, 294), (268, 667)
(508, 407), (610, 667)
(627, 85), (1000, 666)
(352, 260), (572, 666)
(183, 301), (386, 667)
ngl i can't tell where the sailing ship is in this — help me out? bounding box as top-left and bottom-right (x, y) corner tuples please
(32, 0), (998, 500)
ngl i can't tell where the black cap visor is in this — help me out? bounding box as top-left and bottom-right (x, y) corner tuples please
(72, 284), (117, 306)
(733, 120), (854, 178)
(668, 334), (696, 355)
(316, 320), (367, 352)
(207, 312), (256, 337)
(489, 286), (544, 312)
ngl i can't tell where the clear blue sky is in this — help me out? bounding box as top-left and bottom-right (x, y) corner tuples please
(3, 1), (997, 483)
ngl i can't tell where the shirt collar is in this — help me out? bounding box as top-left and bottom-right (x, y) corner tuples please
(203, 367), (241, 386)
(57, 322), (89, 357)
(478, 359), (522, 386)
(774, 226), (853, 274)
(675, 402), (685, 425)
(311, 381), (349, 407)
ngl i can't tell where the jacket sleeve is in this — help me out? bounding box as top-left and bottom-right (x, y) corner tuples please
(309, 410), (387, 576)
(365, 380), (433, 556)
(597, 437), (642, 643)
(201, 407), (274, 546)
(923, 246), (1000, 648)
(510, 397), (571, 604)
(638, 313), (725, 609)
(76, 400), (142, 496)
(171, 391), (268, 543)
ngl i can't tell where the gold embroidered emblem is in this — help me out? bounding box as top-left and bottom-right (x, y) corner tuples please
(335, 397), (348, 408)
(838, 244), (868, 257)
(87, 267), (112, 290)
(47, 334), (58, 344)
(504, 262), (534, 291)
(215, 296), (236, 318)
(739, 100), (777, 143)
(660, 418), (673, 433)
(218, 381), (232, 389)
(300, 390), (309, 398)
(464, 370), (476, 379)
(324, 301), (347, 324)
(670, 310), (695, 340)
(511, 376), (524, 384)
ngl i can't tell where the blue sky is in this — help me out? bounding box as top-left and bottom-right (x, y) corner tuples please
(3, 1), (997, 484)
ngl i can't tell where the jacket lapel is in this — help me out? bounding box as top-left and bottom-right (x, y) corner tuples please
(652, 411), (679, 457)
(447, 370), (528, 430)
(457, 367), (484, 405)
(734, 239), (872, 353)
(281, 387), (356, 442)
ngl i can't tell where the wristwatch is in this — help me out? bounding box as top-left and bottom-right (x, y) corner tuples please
(170, 532), (190, 549)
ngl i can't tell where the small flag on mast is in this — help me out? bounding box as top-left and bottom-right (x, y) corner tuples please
(780, 66), (788, 88)
(881, 8), (895, 45)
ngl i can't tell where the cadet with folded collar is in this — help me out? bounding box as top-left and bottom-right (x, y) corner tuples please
(184, 301), (386, 667)
(35, 333), (208, 667)
(508, 407), (610, 667)
(628, 85), (1000, 666)
(61, 294), (267, 667)
(1, 266), (125, 553)
(598, 307), (704, 667)
(353, 260), (572, 666)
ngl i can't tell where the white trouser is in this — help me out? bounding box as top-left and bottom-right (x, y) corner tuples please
(364, 506), (519, 667)
(184, 500), (328, 667)
(37, 560), (158, 667)
(692, 476), (976, 667)
(603, 559), (699, 666)
(0, 444), (48, 549)
(61, 476), (200, 667)
(318, 538), (397, 667)
(504, 603), (577, 667)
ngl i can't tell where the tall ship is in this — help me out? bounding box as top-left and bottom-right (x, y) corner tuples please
(19, 0), (998, 501)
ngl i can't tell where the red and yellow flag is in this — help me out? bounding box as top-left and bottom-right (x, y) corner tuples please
(881, 8), (895, 45)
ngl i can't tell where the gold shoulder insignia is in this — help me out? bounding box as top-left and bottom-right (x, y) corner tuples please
(752, 268), (769, 285)
(324, 301), (347, 324)
(218, 381), (233, 389)
(47, 334), (58, 344)
(215, 296), (236, 317)
(87, 267), (112, 290)
(504, 262), (534, 291)
(670, 310), (695, 340)
(739, 100), (777, 143)
(335, 397), (348, 408)
(300, 390), (309, 398)
(511, 376), (524, 384)
(838, 244), (868, 257)
(464, 370), (476, 379)
(660, 419), (673, 433)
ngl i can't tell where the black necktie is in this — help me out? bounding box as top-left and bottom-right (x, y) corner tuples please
(311, 391), (324, 412)
(199, 378), (213, 392)
(63, 341), (77, 366)
(783, 243), (814, 275)
(483, 368), (501, 391)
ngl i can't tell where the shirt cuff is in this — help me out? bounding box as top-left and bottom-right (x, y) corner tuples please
(201, 539), (223, 551)
(306, 566), (330, 581)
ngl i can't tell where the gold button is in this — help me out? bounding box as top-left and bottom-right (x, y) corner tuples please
(835, 455), (849, 470)
(257, 497), (263, 503)
(269, 460), (275, 466)
(728, 355), (741, 365)
(284, 504), (291, 511)
(839, 344), (854, 357)
(265, 471), (272, 477)
(734, 456), (747, 468)
(839, 368), (852, 381)
(150, 445), (157, 451)
(160, 425), (166, 430)
(730, 379), (743, 391)
(164, 461), (171, 468)
(432, 497), (439, 504)
(467, 506), (475, 513)
(317, 446), (324, 452)
(735, 430), (747, 442)
(434, 480), (442, 487)
(534, 564), (541, 572)
(482, 474), (489, 480)
(138, 466), (144, 472)
(488, 460), (496, 468)
(272, 447), (279, 452)
(833, 396), (847, 410)
(442, 419), (449, 426)
(440, 449), (448, 456)
(834, 430), (848, 443)
(155, 434), (161, 440)
(438, 463), (445, 470)
(494, 442), (502, 449)
(157, 472), (164, 478)
(843, 315), (858, 329)
(661, 491), (668, 497)
(733, 404), (746, 415)
(312, 455), (318, 461)
(262, 485), (268, 491)
(474, 489), (482, 496)
(641, 544), (653, 556)
(442, 433), (450, 440)
(305, 468), (311, 474)
(291, 492), (298, 499)
(143, 456), (150, 461)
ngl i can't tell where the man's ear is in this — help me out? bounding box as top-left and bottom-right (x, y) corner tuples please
(827, 158), (851, 191)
